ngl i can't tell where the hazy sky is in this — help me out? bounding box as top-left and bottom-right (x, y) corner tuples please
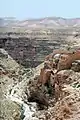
(0, 0), (80, 20)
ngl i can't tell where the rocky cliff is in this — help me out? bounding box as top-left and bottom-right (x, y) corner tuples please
(0, 29), (74, 68)
(0, 29), (80, 120)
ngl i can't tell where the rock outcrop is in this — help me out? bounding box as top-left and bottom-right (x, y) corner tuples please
(26, 49), (80, 120)
(27, 49), (80, 110)
(57, 50), (80, 71)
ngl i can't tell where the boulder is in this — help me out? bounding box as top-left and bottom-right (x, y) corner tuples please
(71, 60), (80, 72)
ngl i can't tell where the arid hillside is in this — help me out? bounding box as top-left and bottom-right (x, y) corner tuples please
(1, 17), (80, 120)
(1, 17), (80, 28)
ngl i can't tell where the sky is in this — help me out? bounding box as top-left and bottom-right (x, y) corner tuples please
(0, 0), (80, 20)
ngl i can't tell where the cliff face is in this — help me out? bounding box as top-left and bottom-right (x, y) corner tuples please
(1, 26), (80, 68)
(0, 33), (68, 68)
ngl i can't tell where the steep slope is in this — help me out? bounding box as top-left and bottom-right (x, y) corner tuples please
(0, 48), (38, 120)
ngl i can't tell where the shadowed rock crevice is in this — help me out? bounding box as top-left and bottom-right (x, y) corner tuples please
(27, 91), (49, 110)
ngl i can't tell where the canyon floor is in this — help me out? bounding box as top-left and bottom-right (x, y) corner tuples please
(0, 28), (80, 120)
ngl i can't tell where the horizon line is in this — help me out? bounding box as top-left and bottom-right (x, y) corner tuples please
(1, 16), (80, 20)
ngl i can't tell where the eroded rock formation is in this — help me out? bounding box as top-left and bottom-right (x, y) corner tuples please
(28, 49), (80, 109)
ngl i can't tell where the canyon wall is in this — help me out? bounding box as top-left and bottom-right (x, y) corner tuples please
(0, 31), (71, 68)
